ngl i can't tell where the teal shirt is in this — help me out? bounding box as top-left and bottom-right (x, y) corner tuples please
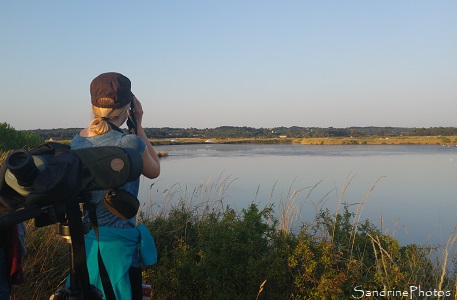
(84, 225), (157, 300)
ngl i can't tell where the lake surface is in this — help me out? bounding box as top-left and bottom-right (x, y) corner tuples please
(139, 144), (457, 247)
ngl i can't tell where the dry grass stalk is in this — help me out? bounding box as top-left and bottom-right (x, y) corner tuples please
(438, 225), (457, 294)
(350, 176), (384, 256)
(256, 279), (267, 300)
(368, 233), (392, 287)
(331, 173), (356, 243)
(142, 172), (236, 221)
(278, 179), (322, 233)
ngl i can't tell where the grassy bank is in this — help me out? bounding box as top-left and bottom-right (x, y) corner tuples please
(56, 135), (457, 146)
(148, 135), (457, 146)
(149, 137), (295, 145)
(297, 135), (457, 146)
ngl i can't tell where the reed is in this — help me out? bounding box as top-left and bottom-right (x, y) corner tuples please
(140, 171), (237, 221)
(438, 225), (457, 293)
(10, 223), (69, 299)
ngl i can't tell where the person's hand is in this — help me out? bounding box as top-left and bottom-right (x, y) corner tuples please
(131, 96), (144, 126)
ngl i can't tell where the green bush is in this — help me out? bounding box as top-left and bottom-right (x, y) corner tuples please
(287, 206), (441, 299)
(0, 122), (44, 152)
(141, 203), (295, 299)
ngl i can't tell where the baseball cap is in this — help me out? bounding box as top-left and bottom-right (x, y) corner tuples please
(90, 72), (134, 108)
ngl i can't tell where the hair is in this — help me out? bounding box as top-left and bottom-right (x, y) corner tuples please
(89, 98), (129, 135)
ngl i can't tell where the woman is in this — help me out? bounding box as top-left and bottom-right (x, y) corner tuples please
(70, 72), (160, 299)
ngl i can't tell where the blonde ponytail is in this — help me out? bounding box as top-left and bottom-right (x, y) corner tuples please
(89, 115), (111, 135)
(90, 99), (129, 135)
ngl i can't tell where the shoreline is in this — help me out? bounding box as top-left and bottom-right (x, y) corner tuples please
(150, 135), (457, 146)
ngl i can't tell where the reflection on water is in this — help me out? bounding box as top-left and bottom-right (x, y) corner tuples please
(152, 143), (455, 158)
(140, 144), (457, 246)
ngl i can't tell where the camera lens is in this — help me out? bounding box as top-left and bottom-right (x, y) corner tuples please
(6, 149), (38, 187)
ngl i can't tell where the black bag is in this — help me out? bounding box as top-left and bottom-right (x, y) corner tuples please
(26, 149), (82, 207)
(72, 146), (142, 191)
(102, 189), (140, 219)
(1, 143), (72, 210)
(2, 142), (143, 209)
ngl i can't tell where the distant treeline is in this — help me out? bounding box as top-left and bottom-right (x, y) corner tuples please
(24, 126), (457, 141)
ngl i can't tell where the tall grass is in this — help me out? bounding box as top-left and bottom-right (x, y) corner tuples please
(10, 224), (69, 299)
(141, 172), (237, 221)
(3, 168), (457, 299)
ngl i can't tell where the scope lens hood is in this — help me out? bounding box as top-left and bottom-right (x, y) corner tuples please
(6, 149), (38, 187)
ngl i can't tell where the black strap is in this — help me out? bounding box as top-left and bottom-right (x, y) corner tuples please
(108, 122), (124, 133)
(66, 201), (100, 300)
(88, 204), (116, 300)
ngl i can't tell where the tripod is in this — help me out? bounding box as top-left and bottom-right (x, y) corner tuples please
(49, 222), (103, 300)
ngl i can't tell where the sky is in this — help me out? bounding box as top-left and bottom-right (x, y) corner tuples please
(0, 1), (456, 130)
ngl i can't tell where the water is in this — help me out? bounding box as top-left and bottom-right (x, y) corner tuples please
(138, 144), (457, 247)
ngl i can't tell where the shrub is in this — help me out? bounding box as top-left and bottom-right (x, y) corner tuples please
(141, 203), (295, 299)
(287, 205), (441, 299)
(140, 201), (449, 299)
(0, 122), (43, 152)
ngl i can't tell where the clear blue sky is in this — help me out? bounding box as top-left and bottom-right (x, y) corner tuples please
(1, 1), (456, 130)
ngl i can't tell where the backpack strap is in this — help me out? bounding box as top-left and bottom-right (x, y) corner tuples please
(86, 202), (116, 300)
(66, 199), (101, 300)
(108, 122), (124, 133)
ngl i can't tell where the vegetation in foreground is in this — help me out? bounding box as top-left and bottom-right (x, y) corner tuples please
(7, 193), (457, 299)
(5, 175), (457, 299)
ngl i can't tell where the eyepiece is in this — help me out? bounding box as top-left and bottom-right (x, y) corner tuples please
(6, 149), (38, 187)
